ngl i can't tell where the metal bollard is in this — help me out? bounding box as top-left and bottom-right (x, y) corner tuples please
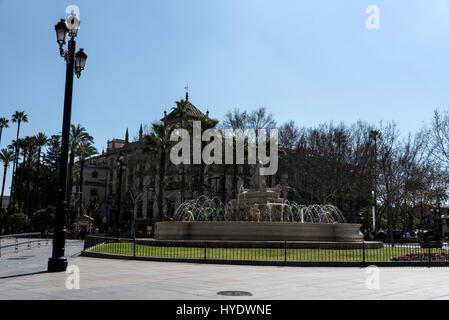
(15, 237), (18, 253)
(28, 234), (31, 248)
(363, 241), (366, 265)
(284, 241), (287, 263)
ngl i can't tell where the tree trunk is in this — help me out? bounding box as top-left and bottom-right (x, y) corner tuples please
(387, 203), (395, 247)
(0, 165), (7, 231)
(67, 152), (75, 204)
(24, 149), (32, 216)
(199, 162), (204, 196)
(232, 163), (237, 198)
(32, 148), (41, 213)
(221, 165), (227, 203)
(157, 150), (166, 219)
(17, 149), (27, 213)
(79, 158), (84, 214)
(11, 121), (21, 211)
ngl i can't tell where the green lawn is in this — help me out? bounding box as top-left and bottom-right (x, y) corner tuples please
(87, 242), (449, 262)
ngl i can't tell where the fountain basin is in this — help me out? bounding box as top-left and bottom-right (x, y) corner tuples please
(155, 221), (364, 242)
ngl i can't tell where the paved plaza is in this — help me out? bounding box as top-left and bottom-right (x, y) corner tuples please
(0, 241), (448, 299)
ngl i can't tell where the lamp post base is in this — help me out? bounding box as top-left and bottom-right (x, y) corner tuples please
(47, 257), (68, 272)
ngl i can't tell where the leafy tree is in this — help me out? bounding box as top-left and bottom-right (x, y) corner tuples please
(31, 206), (55, 232)
(43, 134), (61, 172)
(7, 212), (30, 233)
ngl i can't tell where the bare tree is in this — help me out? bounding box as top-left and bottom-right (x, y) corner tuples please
(221, 108), (249, 131)
(247, 107), (277, 132)
(278, 120), (300, 150)
(431, 109), (449, 166)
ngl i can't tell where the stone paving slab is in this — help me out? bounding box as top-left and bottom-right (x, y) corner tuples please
(1, 251), (449, 299)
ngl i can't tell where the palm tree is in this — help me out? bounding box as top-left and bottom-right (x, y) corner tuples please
(143, 120), (174, 220)
(10, 111), (28, 209)
(34, 132), (47, 184)
(21, 136), (37, 215)
(75, 141), (97, 213)
(0, 118), (9, 146)
(0, 148), (14, 231)
(172, 99), (190, 128)
(191, 115), (219, 196)
(171, 99), (192, 201)
(68, 124), (94, 204)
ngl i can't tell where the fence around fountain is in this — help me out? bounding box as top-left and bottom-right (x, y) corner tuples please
(82, 235), (449, 267)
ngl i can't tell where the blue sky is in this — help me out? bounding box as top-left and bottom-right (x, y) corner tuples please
(1, 0), (449, 194)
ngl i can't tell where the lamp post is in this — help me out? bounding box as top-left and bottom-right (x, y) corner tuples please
(178, 165), (185, 204)
(369, 130), (379, 237)
(143, 184), (154, 237)
(48, 15), (87, 272)
(116, 152), (126, 237)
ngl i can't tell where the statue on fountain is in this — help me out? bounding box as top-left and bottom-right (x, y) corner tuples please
(249, 204), (261, 222)
(252, 160), (267, 191)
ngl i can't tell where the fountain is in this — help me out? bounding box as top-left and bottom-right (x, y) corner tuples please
(155, 161), (381, 247)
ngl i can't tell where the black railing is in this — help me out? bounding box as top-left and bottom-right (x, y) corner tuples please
(0, 232), (50, 257)
(82, 235), (449, 267)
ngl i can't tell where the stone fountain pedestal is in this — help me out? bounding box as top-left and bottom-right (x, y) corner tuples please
(154, 220), (365, 243)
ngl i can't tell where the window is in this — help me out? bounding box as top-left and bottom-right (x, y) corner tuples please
(91, 171), (98, 178)
(90, 188), (98, 197)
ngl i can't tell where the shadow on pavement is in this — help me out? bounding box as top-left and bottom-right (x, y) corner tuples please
(0, 270), (48, 280)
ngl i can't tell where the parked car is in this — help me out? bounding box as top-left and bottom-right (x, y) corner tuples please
(374, 230), (407, 243)
(374, 231), (387, 242)
(419, 229), (442, 242)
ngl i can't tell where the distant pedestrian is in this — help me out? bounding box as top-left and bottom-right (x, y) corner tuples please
(80, 227), (86, 240)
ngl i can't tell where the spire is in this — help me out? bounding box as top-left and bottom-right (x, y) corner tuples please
(206, 110), (209, 118)
(184, 84), (189, 101)
(125, 128), (129, 144)
(139, 124), (143, 141)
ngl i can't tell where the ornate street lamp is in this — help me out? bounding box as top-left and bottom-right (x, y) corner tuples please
(116, 152), (126, 237)
(75, 49), (87, 78)
(48, 14), (87, 272)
